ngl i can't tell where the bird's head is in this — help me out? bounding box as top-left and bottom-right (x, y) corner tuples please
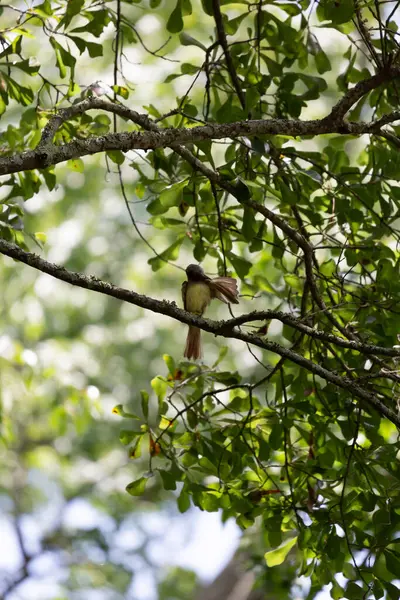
(186, 264), (209, 281)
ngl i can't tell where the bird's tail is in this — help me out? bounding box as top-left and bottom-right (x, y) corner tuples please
(184, 326), (202, 360)
(209, 277), (239, 304)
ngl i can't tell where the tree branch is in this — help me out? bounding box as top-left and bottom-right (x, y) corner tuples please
(36, 97), (153, 150)
(212, 0), (246, 111)
(224, 310), (400, 358)
(322, 64), (398, 122)
(0, 61), (400, 177)
(1, 238), (399, 428)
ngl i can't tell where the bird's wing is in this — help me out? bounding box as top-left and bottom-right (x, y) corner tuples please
(181, 280), (188, 310)
(209, 277), (239, 304)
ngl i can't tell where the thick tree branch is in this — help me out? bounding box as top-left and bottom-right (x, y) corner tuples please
(0, 116), (341, 175)
(0, 114), (395, 176)
(1, 238), (399, 428)
(322, 64), (398, 122)
(370, 110), (400, 128)
(225, 311), (400, 358)
(1, 61), (400, 177)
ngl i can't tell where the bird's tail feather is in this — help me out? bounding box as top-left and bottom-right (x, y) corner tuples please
(184, 326), (202, 360)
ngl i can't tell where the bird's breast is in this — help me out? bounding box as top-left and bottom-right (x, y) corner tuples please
(185, 282), (212, 315)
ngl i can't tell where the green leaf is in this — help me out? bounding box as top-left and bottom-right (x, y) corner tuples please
(52, 43), (66, 77)
(193, 239), (207, 262)
(159, 469), (177, 490)
(0, 95), (6, 116)
(163, 354), (175, 374)
(228, 253), (252, 279)
(7, 59), (40, 76)
(212, 371), (241, 385)
(69, 35), (86, 54)
(2, 75), (34, 106)
(283, 274), (303, 291)
(345, 582), (365, 599)
(317, 0), (354, 24)
(182, 0), (192, 15)
(112, 404), (140, 419)
(315, 50), (331, 74)
(200, 0), (213, 15)
(106, 150), (125, 165)
(34, 232), (47, 243)
(34, 0), (53, 16)
(164, 73), (184, 83)
(213, 346), (228, 367)
(58, 0), (84, 29)
(177, 489), (191, 513)
(242, 207), (257, 241)
(269, 423), (283, 450)
(126, 477), (148, 496)
(147, 198), (169, 216)
(148, 236), (184, 271)
(159, 181), (186, 209)
(307, 32), (331, 74)
(85, 41), (103, 58)
(119, 429), (142, 445)
(319, 259), (336, 277)
(387, 583), (400, 600)
(49, 37), (75, 78)
(385, 550), (400, 576)
(71, 9), (110, 36)
(372, 580), (385, 600)
(129, 437), (143, 460)
(198, 491), (220, 512)
(167, 0), (183, 33)
(234, 178), (251, 202)
(326, 532), (341, 559)
(187, 410), (198, 429)
(151, 376), (167, 402)
(261, 54), (282, 77)
(141, 390), (149, 419)
(67, 159), (84, 172)
(278, 180), (298, 205)
(181, 63), (199, 75)
(0, 35), (22, 59)
(179, 32), (206, 51)
(42, 168), (56, 191)
(330, 581), (345, 600)
(112, 85), (129, 99)
(224, 13), (247, 35)
(264, 536), (298, 567)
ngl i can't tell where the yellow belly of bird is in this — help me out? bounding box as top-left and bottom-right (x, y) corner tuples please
(185, 282), (211, 315)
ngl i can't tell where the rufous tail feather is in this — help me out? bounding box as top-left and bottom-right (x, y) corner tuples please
(184, 326), (202, 360)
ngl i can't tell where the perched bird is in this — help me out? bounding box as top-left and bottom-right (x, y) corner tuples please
(182, 263), (239, 360)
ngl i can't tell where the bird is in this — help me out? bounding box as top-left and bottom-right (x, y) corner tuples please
(181, 263), (239, 360)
